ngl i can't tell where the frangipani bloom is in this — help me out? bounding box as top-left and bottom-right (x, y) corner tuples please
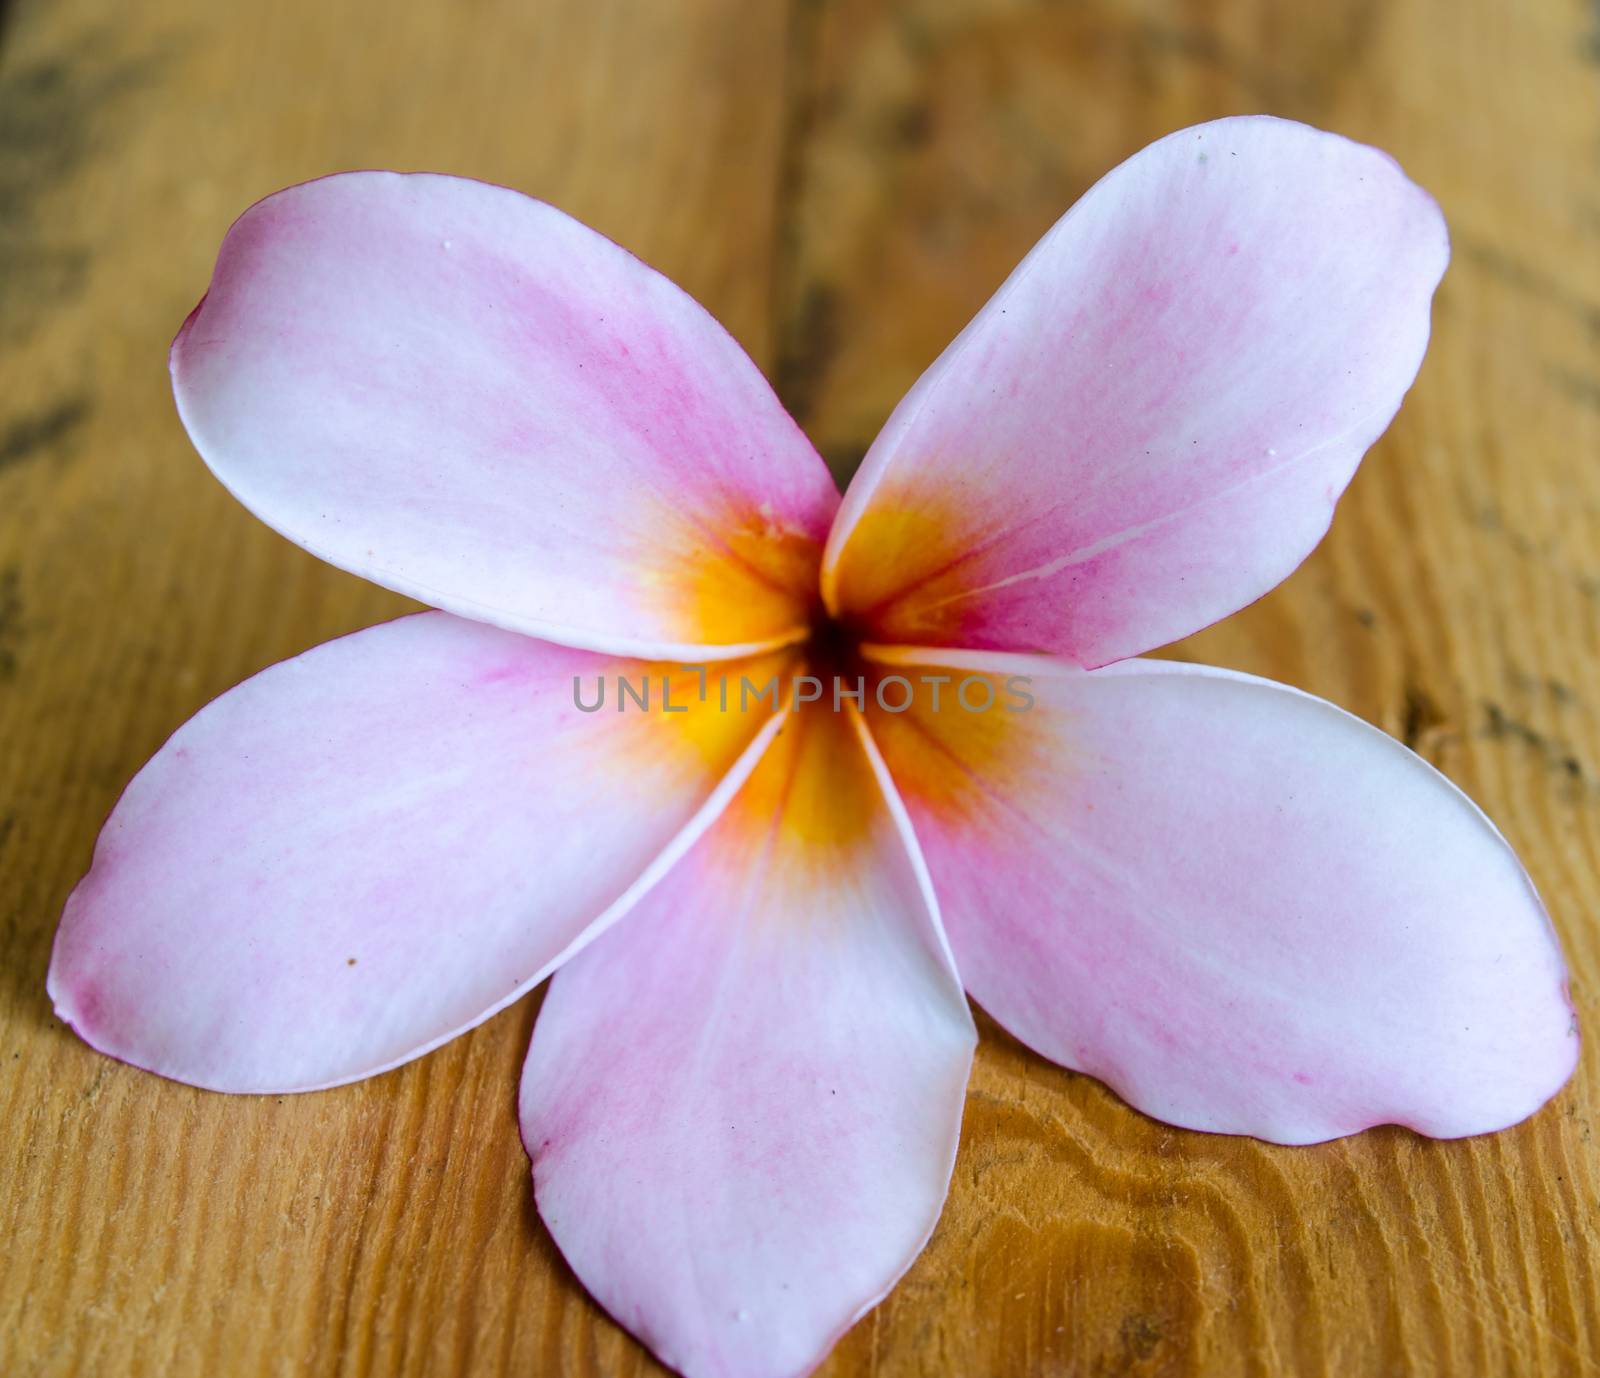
(49, 116), (1575, 1378)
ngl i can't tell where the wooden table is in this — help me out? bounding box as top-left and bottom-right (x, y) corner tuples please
(3, 1), (1596, 1374)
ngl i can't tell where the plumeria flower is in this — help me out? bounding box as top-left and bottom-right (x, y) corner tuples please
(49, 116), (1575, 1378)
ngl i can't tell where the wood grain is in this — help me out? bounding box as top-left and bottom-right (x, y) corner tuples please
(1, 0), (1596, 1374)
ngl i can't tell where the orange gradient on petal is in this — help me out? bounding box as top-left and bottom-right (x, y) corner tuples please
(826, 489), (1000, 647)
(576, 649), (799, 784)
(696, 696), (908, 946)
(861, 660), (1045, 832)
(728, 700), (879, 853)
(661, 499), (827, 650)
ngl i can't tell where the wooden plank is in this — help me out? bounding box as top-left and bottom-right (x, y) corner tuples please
(777, 4), (1600, 1375)
(0, 3), (794, 1376)
(2, 0), (1597, 1374)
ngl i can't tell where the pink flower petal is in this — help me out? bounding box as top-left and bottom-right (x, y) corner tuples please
(825, 117), (1448, 665)
(48, 613), (787, 1092)
(172, 172), (839, 660)
(520, 704), (975, 1378)
(865, 650), (1577, 1144)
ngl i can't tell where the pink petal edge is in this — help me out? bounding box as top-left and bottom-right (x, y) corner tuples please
(519, 703), (975, 1378)
(864, 645), (1578, 1145)
(48, 612), (786, 1092)
(825, 116), (1449, 666)
(172, 171), (838, 661)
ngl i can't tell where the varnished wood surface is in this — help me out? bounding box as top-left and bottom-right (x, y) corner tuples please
(2, 1), (1597, 1374)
